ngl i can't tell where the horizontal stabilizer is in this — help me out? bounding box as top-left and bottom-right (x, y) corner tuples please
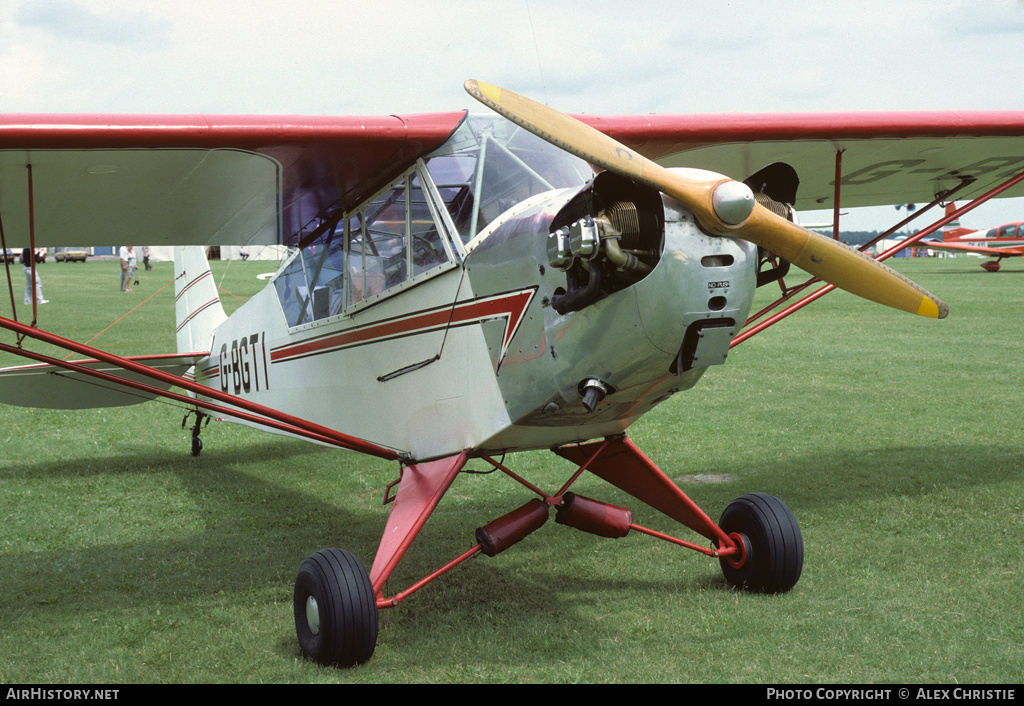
(0, 353), (206, 409)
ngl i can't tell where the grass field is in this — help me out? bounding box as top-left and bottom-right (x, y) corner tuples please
(0, 255), (1021, 684)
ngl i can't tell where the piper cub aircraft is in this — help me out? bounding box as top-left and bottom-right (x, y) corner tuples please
(914, 202), (1024, 271)
(2, 81), (1024, 667)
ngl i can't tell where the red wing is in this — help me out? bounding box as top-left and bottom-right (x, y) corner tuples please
(7, 110), (1024, 251)
(577, 111), (1024, 210)
(0, 112), (466, 249)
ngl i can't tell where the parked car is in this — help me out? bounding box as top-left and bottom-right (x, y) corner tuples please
(54, 247), (88, 263)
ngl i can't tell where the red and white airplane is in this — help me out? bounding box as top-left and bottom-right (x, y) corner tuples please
(914, 202), (1024, 271)
(1, 81), (1023, 667)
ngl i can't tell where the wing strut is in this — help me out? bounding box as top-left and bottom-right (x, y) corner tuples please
(0, 211), (20, 328)
(0, 164), (41, 331)
(0, 315), (403, 460)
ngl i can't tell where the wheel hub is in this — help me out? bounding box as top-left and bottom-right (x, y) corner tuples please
(305, 595), (320, 636)
(725, 531), (748, 570)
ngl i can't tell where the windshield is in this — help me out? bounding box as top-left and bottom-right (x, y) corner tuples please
(422, 115), (593, 244)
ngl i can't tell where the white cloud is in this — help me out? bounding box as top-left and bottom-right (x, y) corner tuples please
(14, 0), (171, 46)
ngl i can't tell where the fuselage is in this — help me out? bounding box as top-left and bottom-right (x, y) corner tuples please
(944, 221), (1024, 248)
(194, 115), (758, 461)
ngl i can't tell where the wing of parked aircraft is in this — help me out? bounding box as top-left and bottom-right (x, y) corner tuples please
(915, 240), (1024, 258)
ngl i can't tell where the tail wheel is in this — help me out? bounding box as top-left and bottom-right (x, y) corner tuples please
(294, 548), (378, 667)
(717, 493), (803, 594)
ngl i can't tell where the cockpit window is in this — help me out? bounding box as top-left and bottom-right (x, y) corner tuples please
(274, 164), (457, 328)
(272, 114), (590, 329)
(423, 115), (593, 243)
(273, 221), (347, 327)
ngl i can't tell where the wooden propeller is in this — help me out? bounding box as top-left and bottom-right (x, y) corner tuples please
(465, 79), (947, 319)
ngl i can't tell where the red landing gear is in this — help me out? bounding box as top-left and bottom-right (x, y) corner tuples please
(982, 260), (1002, 272)
(293, 434), (803, 667)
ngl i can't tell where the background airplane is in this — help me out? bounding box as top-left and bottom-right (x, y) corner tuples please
(914, 202), (1024, 270)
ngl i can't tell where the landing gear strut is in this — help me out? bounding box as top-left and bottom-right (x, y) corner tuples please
(182, 410), (209, 457)
(293, 436), (805, 668)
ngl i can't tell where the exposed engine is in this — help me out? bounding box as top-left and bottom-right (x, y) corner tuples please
(546, 172), (665, 314)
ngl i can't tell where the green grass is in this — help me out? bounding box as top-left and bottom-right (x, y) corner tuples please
(0, 256), (1022, 683)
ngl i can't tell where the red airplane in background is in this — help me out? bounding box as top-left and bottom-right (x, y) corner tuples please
(915, 202), (1024, 271)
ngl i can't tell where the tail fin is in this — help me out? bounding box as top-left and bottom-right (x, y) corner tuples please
(174, 247), (227, 354)
(941, 203), (975, 241)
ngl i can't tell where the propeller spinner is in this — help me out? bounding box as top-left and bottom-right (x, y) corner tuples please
(465, 79), (947, 319)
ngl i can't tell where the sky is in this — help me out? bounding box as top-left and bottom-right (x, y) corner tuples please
(2, 0), (1024, 231)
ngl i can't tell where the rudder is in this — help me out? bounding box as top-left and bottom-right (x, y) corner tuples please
(174, 247), (227, 354)
(941, 202), (974, 241)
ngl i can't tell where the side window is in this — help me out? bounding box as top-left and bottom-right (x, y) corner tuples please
(274, 165), (457, 327)
(273, 224), (347, 327)
(409, 173), (449, 276)
(424, 153), (477, 243)
(346, 171), (453, 307)
(274, 250), (307, 327)
(347, 211), (384, 305)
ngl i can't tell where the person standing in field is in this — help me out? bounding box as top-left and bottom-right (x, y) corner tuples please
(119, 245), (136, 292)
(21, 248), (47, 305)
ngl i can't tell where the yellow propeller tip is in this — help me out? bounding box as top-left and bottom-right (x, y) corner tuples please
(465, 79), (501, 103)
(917, 296), (949, 319)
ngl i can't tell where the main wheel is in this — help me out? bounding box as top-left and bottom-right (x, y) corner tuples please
(717, 493), (803, 594)
(294, 548), (379, 667)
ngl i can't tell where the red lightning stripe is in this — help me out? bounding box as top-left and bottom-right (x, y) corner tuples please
(270, 288), (537, 366)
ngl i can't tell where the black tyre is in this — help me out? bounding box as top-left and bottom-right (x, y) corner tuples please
(294, 548), (378, 667)
(717, 493), (803, 594)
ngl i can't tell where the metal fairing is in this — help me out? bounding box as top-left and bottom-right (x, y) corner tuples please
(464, 180), (758, 455)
